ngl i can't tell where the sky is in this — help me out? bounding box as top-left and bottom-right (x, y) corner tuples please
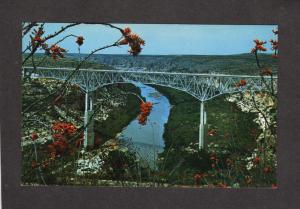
(22, 23), (277, 55)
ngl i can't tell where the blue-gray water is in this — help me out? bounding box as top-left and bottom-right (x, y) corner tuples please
(118, 82), (171, 166)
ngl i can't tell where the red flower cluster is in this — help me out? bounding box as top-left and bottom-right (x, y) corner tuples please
(207, 129), (217, 137)
(194, 173), (205, 186)
(260, 68), (273, 76)
(123, 27), (131, 34)
(217, 182), (228, 188)
(76, 36), (84, 46)
(31, 132), (38, 141)
(270, 29), (278, 58)
(253, 156), (260, 164)
(52, 122), (77, 136)
(32, 27), (45, 44)
(264, 166), (272, 174)
(251, 39), (267, 53)
(48, 44), (66, 59)
(210, 154), (220, 169)
(47, 139), (68, 159)
(31, 161), (40, 169)
(118, 27), (145, 56)
(41, 160), (50, 168)
(48, 122), (77, 159)
(138, 102), (153, 125)
(236, 79), (247, 87)
(270, 39), (278, 50)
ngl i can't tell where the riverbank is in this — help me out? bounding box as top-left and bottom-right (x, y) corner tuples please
(93, 83), (142, 141)
(151, 85), (260, 186)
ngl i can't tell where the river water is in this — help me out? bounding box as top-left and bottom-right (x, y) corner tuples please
(118, 82), (171, 167)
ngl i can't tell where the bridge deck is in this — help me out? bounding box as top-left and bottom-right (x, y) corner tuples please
(23, 66), (278, 79)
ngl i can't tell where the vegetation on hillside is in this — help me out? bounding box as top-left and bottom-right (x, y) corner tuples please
(69, 53), (279, 75)
(151, 86), (277, 187)
(21, 77), (144, 185)
(23, 53), (114, 69)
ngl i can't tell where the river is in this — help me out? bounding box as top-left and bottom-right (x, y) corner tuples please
(118, 82), (171, 167)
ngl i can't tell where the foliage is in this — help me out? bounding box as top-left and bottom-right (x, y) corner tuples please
(152, 85), (275, 187)
(74, 53), (279, 75)
(21, 77), (143, 185)
(138, 102), (153, 125)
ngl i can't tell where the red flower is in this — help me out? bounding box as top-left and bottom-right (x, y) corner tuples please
(123, 27), (131, 35)
(32, 27), (45, 44)
(76, 36), (84, 46)
(194, 173), (202, 186)
(33, 36), (44, 43)
(270, 39), (278, 50)
(49, 44), (66, 59)
(210, 156), (216, 160)
(52, 122), (77, 136)
(42, 160), (49, 168)
(52, 133), (63, 140)
(251, 39), (267, 53)
(236, 79), (247, 87)
(118, 38), (129, 45)
(31, 161), (40, 169)
(138, 102), (153, 125)
(254, 39), (267, 46)
(118, 27), (145, 56)
(48, 139), (68, 157)
(31, 132), (38, 141)
(47, 121), (78, 160)
(207, 129), (217, 137)
(253, 156), (260, 164)
(272, 184), (278, 189)
(217, 182), (228, 188)
(264, 166), (272, 174)
(260, 68), (273, 76)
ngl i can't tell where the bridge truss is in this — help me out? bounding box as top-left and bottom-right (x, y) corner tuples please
(23, 67), (277, 149)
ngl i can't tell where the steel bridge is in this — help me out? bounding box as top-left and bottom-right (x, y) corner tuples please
(23, 66), (277, 149)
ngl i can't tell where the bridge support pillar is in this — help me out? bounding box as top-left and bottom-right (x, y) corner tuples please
(84, 91), (94, 148)
(199, 101), (206, 149)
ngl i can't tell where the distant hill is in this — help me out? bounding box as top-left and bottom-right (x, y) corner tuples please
(66, 53), (278, 75)
(23, 53), (114, 70)
(23, 53), (278, 75)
